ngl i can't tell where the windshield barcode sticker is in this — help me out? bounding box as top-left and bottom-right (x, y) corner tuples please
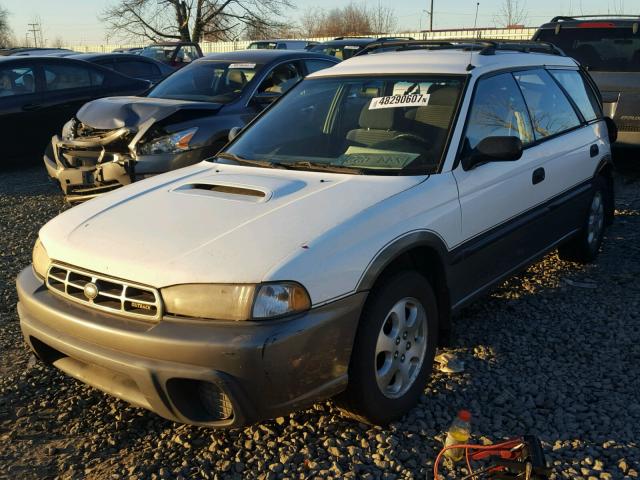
(369, 94), (430, 109)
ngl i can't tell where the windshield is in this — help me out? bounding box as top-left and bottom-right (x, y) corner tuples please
(309, 44), (363, 60)
(219, 75), (464, 175)
(247, 42), (277, 49)
(148, 61), (261, 102)
(140, 45), (175, 62)
(537, 28), (640, 72)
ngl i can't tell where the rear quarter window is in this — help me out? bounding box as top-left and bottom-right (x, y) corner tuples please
(549, 69), (601, 121)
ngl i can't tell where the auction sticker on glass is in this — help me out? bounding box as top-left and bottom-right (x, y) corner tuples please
(369, 94), (430, 109)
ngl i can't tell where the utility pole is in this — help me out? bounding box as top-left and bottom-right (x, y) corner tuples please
(428, 0), (434, 31)
(28, 23), (40, 47)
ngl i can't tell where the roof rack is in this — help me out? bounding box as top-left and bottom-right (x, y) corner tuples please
(332, 36), (374, 40)
(354, 39), (566, 57)
(550, 14), (640, 22)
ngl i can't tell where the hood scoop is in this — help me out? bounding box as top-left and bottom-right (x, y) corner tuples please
(173, 182), (269, 203)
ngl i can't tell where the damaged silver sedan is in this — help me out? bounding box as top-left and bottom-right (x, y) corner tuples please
(44, 50), (339, 202)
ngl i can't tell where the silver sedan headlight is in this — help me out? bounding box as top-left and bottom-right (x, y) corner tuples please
(137, 127), (198, 155)
(161, 282), (311, 321)
(32, 238), (51, 280)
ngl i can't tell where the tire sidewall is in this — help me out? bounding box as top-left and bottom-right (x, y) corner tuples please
(583, 177), (607, 259)
(348, 271), (438, 424)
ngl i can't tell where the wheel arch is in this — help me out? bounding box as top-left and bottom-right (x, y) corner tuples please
(357, 231), (453, 346)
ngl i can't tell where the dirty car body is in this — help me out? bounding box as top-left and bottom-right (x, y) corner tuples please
(44, 50), (339, 202)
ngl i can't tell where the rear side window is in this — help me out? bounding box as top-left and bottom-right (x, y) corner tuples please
(513, 69), (581, 140)
(0, 66), (36, 96)
(465, 73), (534, 150)
(549, 69), (601, 121)
(44, 64), (104, 91)
(536, 27), (640, 72)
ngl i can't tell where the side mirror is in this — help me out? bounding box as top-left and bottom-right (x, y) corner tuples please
(604, 117), (618, 144)
(228, 126), (242, 142)
(462, 136), (523, 170)
(252, 91), (280, 106)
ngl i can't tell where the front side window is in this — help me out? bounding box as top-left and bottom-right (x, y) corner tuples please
(514, 69), (581, 140)
(148, 61), (261, 103)
(304, 59), (336, 74)
(549, 69), (601, 121)
(220, 75), (464, 175)
(140, 45), (174, 62)
(464, 73), (534, 150)
(0, 66), (35, 97)
(44, 64), (103, 91)
(258, 62), (303, 94)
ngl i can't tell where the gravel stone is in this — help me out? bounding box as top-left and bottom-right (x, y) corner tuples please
(1, 160), (640, 479)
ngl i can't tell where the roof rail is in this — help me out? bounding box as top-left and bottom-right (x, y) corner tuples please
(375, 36), (415, 41)
(354, 39), (566, 57)
(332, 36), (373, 40)
(354, 39), (476, 56)
(550, 14), (640, 22)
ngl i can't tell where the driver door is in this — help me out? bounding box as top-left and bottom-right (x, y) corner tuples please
(451, 72), (548, 302)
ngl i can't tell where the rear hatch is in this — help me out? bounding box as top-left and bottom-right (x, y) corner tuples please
(535, 19), (640, 136)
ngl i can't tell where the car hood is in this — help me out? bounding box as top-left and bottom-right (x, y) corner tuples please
(40, 162), (426, 289)
(76, 96), (223, 129)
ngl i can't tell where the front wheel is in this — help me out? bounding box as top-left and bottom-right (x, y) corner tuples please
(338, 271), (438, 425)
(558, 176), (608, 263)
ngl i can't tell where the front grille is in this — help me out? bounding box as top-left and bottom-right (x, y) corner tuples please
(46, 263), (162, 321)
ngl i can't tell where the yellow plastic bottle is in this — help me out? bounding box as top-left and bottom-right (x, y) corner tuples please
(443, 410), (472, 462)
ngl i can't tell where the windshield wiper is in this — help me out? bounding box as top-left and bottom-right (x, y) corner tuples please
(215, 152), (286, 169)
(285, 161), (364, 175)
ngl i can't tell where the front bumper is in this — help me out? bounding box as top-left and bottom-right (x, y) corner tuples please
(17, 267), (365, 427)
(44, 137), (208, 203)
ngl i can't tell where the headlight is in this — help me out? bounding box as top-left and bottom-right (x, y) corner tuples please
(161, 282), (310, 321)
(61, 119), (75, 140)
(137, 127), (198, 155)
(32, 238), (51, 280)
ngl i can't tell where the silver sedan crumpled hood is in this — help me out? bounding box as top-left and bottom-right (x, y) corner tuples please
(76, 96), (224, 130)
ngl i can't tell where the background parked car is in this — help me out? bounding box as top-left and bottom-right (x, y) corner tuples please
(0, 56), (150, 165)
(246, 39), (317, 50)
(139, 42), (203, 68)
(4, 48), (76, 57)
(112, 47), (143, 54)
(44, 49), (339, 201)
(533, 15), (640, 147)
(69, 53), (174, 84)
(309, 36), (414, 60)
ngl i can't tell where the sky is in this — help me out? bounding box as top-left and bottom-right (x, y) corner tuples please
(1, 0), (634, 45)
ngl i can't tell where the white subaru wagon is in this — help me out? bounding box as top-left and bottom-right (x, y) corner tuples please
(18, 42), (615, 427)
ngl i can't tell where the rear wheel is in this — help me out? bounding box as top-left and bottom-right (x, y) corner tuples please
(338, 271), (438, 425)
(558, 176), (607, 263)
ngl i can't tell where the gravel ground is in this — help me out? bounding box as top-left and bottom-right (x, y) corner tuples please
(1, 158), (639, 480)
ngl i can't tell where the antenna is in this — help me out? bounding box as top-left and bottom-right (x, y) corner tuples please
(466, 2), (480, 71)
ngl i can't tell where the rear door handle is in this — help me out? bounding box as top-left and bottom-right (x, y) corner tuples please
(532, 167), (545, 185)
(590, 144), (599, 157)
(22, 103), (42, 111)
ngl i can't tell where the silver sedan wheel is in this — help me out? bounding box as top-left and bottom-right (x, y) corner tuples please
(587, 191), (604, 248)
(374, 297), (428, 399)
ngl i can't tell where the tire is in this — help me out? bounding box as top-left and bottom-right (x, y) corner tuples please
(338, 271), (438, 425)
(558, 176), (607, 263)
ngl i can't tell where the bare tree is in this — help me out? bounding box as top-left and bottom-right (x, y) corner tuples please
(298, 2), (396, 38)
(101, 0), (293, 43)
(51, 36), (65, 48)
(494, 0), (528, 28)
(369, 2), (396, 35)
(0, 4), (14, 48)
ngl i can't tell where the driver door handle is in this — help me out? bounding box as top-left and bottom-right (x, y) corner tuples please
(532, 167), (545, 185)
